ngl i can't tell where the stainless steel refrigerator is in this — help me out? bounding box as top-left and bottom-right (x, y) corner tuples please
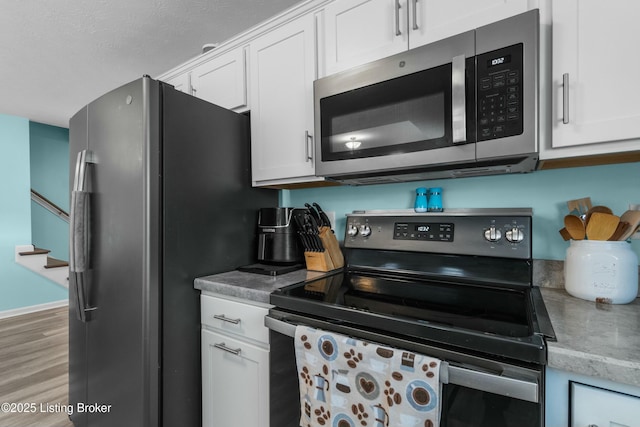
(68, 76), (277, 427)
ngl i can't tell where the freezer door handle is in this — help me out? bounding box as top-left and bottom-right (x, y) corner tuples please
(70, 150), (96, 322)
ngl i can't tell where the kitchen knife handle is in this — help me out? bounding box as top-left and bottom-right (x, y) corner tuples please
(451, 54), (467, 144)
(562, 73), (570, 124)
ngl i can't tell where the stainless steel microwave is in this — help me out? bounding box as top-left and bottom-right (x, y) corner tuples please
(314, 10), (539, 185)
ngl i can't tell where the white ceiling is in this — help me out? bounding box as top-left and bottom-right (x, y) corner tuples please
(0, 0), (302, 128)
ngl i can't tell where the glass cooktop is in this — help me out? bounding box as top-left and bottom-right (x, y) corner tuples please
(271, 269), (548, 364)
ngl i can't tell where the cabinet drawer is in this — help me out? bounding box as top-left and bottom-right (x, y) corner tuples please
(201, 294), (269, 344)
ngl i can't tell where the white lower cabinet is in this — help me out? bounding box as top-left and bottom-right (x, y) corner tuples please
(201, 294), (271, 427)
(570, 382), (640, 427)
(202, 329), (269, 427)
(546, 367), (640, 427)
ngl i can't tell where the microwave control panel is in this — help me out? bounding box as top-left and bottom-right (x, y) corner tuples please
(476, 43), (524, 141)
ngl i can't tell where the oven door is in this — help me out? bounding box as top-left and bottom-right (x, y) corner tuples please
(266, 312), (544, 427)
(314, 31), (476, 179)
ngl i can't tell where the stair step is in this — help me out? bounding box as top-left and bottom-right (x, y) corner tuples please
(45, 257), (69, 269)
(19, 247), (51, 256)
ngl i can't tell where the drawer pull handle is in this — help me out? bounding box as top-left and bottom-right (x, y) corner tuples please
(214, 342), (242, 356)
(213, 314), (241, 324)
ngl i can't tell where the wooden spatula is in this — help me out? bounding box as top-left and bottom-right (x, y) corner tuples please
(585, 212), (620, 240)
(617, 210), (640, 241)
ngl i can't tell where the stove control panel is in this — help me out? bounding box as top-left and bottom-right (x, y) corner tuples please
(394, 222), (454, 242)
(345, 209), (532, 259)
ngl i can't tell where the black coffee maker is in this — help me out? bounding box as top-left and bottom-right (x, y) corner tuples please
(238, 207), (305, 276)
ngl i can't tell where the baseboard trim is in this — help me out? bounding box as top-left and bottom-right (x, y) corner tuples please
(0, 300), (68, 320)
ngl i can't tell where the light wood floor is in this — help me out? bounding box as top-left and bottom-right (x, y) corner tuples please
(0, 306), (74, 427)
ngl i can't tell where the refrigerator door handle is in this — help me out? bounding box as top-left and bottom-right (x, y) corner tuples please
(70, 150), (96, 322)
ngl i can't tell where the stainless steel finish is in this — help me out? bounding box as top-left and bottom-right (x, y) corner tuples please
(563, 73), (570, 124)
(265, 314), (540, 403)
(451, 54), (467, 143)
(214, 342), (242, 356)
(395, 0), (402, 36)
(69, 149), (96, 323)
(411, 0), (419, 30)
(314, 10), (540, 185)
(213, 314), (241, 325)
(447, 365), (538, 403)
(68, 76), (278, 427)
(344, 208), (532, 260)
(305, 130), (313, 161)
(314, 31), (475, 180)
(475, 9), (539, 161)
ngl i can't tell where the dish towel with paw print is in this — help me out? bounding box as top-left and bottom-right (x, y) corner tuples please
(294, 325), (442, 427)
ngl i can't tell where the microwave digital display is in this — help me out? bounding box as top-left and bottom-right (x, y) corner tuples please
(488, 54), (512, 68)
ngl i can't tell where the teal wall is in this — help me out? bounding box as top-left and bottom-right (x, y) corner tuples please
(29, 122), (69, 260)
(285, 162), (640, 261)
(0, 114), (67, 312)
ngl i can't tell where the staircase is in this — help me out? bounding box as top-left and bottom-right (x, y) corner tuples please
(15, 244), (69, 288)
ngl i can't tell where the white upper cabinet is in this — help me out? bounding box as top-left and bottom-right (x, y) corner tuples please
(163, 72), (191, 94)
(549, 0), (640, 151)
(323, 0), (407, 76)
(190, 47), (249, 111)
(410, 0), (530, 48)
(249, 13), (322, 185)
(322, 0), (531, 76)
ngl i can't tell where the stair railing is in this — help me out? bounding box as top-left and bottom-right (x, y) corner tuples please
(31, 189), (69, 223)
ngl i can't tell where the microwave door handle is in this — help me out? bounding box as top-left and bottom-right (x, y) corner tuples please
(451, 54), (467, 144)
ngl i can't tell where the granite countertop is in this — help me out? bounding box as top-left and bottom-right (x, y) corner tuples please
(195, 265), (640, 388)
(194, 268), (329, 304)
(541, 287), (640, 388)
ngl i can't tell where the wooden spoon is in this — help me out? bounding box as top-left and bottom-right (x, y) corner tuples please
(585, 212), (620, 240)
(564, 215), (585, 240)
(617, 210), (640, 240)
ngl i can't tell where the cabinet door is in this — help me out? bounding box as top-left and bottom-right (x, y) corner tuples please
(409, 0), (530, 48)
(250, 13), (319, 184)
(164, 72), (191, 94)
(191, 48), (248, 111)
(571, 382), (640, 427)
(202, 329), (269, 427)
(323, 0), (407, 75)
(552, 0), (640, 148)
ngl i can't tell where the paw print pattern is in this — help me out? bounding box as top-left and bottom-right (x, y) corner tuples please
(383, 380), (402, 406)
(300, 366), (313, 386)
(421, 361), (438, 379)
(351, 403), (369, 426)
(344, 348), (363, 369)
(300, 334), (312, 350)
(314, 406), (330, 425)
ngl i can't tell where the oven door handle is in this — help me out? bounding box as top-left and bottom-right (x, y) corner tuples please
(447, 365), (538, 403)
(265, 315), (539, 403)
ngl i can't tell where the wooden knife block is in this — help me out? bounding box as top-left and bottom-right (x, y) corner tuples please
(304, 227), (345, 272)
